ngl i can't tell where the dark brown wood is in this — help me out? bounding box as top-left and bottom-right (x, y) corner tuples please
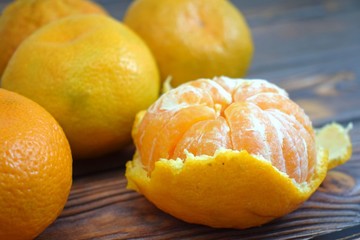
(1, 0), (359, 239)
(37, 124), (360, 240)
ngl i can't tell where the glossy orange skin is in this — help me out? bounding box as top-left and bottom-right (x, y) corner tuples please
(124, 0), (253, 86)
(0, 0), (107, 76)
(2, 15), (160, 159)
(0, 89), (72, 240)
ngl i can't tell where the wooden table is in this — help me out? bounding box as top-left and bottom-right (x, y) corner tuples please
(2, 0), (359, 239)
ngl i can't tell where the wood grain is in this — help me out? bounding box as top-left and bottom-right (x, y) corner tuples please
(37, 122), (360, 240)
(1, 0), (359, 239)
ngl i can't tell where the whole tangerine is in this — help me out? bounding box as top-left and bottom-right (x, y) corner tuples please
(2, 14), (160, 159)
(124, 0), (253, 86)
(0, 88), (72, 239)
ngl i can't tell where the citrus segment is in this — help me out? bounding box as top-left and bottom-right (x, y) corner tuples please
(172, 117), (231, 160)
(136, 105), (216, 172)
(248, 92), (313, 134)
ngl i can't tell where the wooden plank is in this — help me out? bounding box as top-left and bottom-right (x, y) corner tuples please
(37, 121), (360, 239)
(249, 5), (360, 76)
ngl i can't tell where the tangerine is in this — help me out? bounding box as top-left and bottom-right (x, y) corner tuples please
(124, 0), (253, 86)
(126, 77), (352, 228)
(0, 0), (107, 77)
(2, 14), (160, 159)
(0, 88), (72, 239)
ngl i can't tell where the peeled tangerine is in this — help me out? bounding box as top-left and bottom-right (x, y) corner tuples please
(126, 77), (352, 229)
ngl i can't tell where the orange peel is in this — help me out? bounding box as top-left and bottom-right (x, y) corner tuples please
(316, 122), (352, 170)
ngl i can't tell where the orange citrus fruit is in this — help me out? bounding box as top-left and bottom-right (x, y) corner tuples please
(0, 0), (107, 77)
(126, 77), (352, 229)
(2, 14), (160, 159)
(124, 0), (253, 86)
(0, 88), (72, 239)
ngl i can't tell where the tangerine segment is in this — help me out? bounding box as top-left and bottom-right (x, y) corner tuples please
(126, 148), (328, 229)
(133, 77), (316, 183)
(134, 105), (216, 172)
(217, 77), (288, 101)
(247, 92), (313, 135)
(149, 79), (231, 113)
(172, 117), (231, 160)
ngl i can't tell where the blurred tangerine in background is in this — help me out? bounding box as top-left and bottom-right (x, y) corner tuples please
(0, 0), (108, 77)
(124, 0), (254, 86)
